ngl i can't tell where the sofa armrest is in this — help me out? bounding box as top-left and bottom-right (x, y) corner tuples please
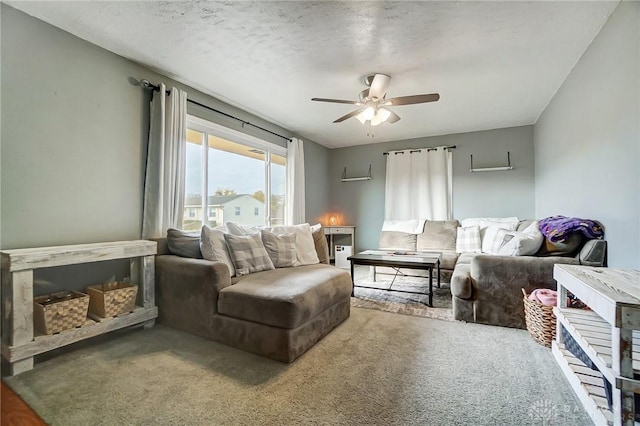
(577, 239), (607, 266)
(469, 254), (580, 328)
(155, 255), (232, 337)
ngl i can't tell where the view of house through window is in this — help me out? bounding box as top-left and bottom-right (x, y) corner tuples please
(183, 117), (287, 231)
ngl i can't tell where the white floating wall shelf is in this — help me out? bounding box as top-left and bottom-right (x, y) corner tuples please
(341, 165), (372, 182)
(470, 152), (513, 172)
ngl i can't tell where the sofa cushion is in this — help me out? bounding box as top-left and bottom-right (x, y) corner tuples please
(438, 250), (460, 271)
(268, 223), (320, 266)
(379, 231), (417, 250)
(224, 233), (275, 276)
(536, 233), (585, 257)
(166, 228), (202, 258)
(200, 225), (236, 277)
(261, 230), (297, 268)
(456, 226), (482, 253)
(497, 221), (544, 256)
(455, 252), (479, 265)
(417, 220), (459, 251)
(460, 217), (519, 253)
(310, 224), (330, 264)
(218, 264), (351, 329)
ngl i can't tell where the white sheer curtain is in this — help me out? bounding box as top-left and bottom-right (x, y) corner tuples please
(141, 84), (188, 238)
(384, 147), (453, 221)
(285, 137), (305, 225)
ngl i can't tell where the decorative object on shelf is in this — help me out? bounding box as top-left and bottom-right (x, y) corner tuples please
(86, 282), (138, 319)
(341, 165), (372, 182)
(33, 291), (89, 335)
(470, 151), (513, 172)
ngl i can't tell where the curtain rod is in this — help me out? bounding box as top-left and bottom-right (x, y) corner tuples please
(383, 145), (456, 155)
(139, 79), (292, 142)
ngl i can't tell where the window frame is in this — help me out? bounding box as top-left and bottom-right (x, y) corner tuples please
(186, 115), (287, 227)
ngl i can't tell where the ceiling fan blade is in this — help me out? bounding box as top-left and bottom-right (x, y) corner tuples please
(311, 97), (361, 105)
(383, 93), (440, 106)
(387, 110), (401, 124)
(333, 109), (364, 123)
(368, 74), (391, 100)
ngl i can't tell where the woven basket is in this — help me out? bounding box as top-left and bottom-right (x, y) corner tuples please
(86, 282), (138, 318)
(33, 291), (89, 335)
(522, 288), (556, 347)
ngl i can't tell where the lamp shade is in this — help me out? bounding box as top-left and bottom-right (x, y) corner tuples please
(370, 108), (391, 126)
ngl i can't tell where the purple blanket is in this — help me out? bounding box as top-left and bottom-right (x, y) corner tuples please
(539, 215), (604, 243)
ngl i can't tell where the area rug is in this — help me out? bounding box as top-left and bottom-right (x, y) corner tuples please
(351, 265), (453, 321)
(4, 308), (591, 425)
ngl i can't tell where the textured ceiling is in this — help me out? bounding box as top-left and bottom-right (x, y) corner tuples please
(7, 1), (618, 148)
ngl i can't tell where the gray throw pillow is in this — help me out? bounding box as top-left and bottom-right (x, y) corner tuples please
(224, 232), (275, 276)
(310, 224), (330, 264)
(261, 230), (297, 268)
(166, 228), (202, 258)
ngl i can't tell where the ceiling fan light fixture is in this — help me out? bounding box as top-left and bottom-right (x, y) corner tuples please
(370, 108), (391, 126)
(355, 112), (367, 124)
(362, 106), (376, 121)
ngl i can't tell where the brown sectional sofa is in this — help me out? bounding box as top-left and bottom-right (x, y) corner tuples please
(153, 238), (352, 362)
(374, 219), (607, 328)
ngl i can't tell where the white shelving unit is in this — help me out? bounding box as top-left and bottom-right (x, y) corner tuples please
(552, 264), (640, 426)
(1, 240), (158, 375)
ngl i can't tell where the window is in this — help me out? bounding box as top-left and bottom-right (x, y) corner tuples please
(187, 208), (196, 218)
(184, 115), (287, 229)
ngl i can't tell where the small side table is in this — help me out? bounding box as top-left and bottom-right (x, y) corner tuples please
(323, 226), (356, 262)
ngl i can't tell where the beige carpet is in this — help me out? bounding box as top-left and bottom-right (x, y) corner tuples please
(5, 307), (591, 425)
(351, 265), (453, 321)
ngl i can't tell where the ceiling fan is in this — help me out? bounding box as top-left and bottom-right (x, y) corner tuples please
(311, 73), (440, 126)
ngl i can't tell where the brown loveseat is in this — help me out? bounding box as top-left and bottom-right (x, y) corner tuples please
(153, 237), (352, 362)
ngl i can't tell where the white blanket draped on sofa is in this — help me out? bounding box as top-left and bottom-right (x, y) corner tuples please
(384, 147), (453, 221)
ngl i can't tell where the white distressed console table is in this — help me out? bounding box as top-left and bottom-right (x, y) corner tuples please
(1, 240), (158, 375)
(552, 264), (640, 426)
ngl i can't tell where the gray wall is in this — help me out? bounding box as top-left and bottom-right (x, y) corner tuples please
(1, 5), (328, 292)
(534, 1), (639, 269)
(329, 126), (535, 250)
(1, 4), (327, 250)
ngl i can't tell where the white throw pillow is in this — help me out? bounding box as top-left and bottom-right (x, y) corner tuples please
(461, 217), (519, 253)
(267, 223), (320, 266)
(456, 226), (482, 253)
(484, 226), (512, 254)
(200, 226), (236, 277)
(498, 221), (544, 256)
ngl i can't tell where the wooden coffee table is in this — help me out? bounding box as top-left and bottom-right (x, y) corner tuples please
(347, 251), (441, 307)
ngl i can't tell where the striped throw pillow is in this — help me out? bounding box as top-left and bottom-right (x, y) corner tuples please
(224, 233), (275, 276)
(261, 230), (297, 268)
(456, 226), (482, 254)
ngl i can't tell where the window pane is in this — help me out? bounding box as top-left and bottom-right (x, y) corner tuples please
(183, 129), (204, 231)
(208, 135), (266, 226)
(270, 153), (286, 226)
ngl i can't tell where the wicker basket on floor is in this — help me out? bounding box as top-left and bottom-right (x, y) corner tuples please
(522, 288), (556, 347)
